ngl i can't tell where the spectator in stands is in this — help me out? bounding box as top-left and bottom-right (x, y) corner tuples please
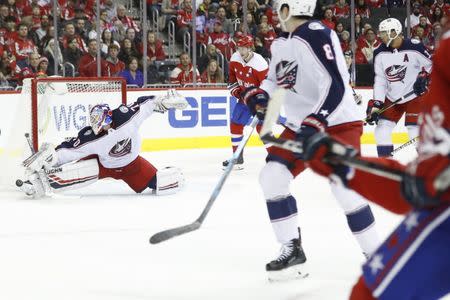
(42, 38), (62, 76)
(340, 30), (351, 52)
(101, 28), (120, 56)
(176, 1), (193, 42)
(16, 52), (40, 83)
(78, 39), (109, 77)
(0, 49), (16, 87)
(120, 56), (144, 87)
(355, 0), (370, 18)
(366, 0), (384, 8)
(139, 31), (166, 63)
(200, 59), (224, 83)
(354, 13), (364, 38)
(75, 18), (90, 44)
(333, 0), (350, 19)
(430, 6), (445, 24)
(101, 0), (117, 22)
(257, 22), (277, 51)
(413, 15), (432, 38)
(62, 37), (82, 73)
(62, 22), (87, 53)
(3, 16), (17, 49)
(357, 28), (380, 64)
(13, 24), (37, 64)
(198, 43), (219, 73)
(227, 1), (241, 24)
(36, 56), (48, 77)
(318, 0), (336, 12)
(335, 22), (345, 40)
(405, 2), (424, 28)
(118, 38), (141, 66)
(414, 26), (433, 49)
(161, 0), (179, 31)
(430, 0), (450, 16)
(246, 13), (258, 36)
(106, 44), (125, 76)
(215, 6), (234, 34)
(125, 28), (140, 48)
(322, 8), (336, 30)
(431, 22), (443, 45)
(112, 4), (139, 33)
(0, 5), (9, 29)
(30, 14), (50, 46)
(254, 36), (270, 59)
(246, 0), (260, 21)
(170, 52), (200, 86)
(208, 20), (231, 59)
(60, 0), (76, 21)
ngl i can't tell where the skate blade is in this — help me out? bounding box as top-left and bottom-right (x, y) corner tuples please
(267, 264), (309, 282)
(222, 164), (244, 171)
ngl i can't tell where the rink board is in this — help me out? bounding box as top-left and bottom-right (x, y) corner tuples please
(0, 88), (410, 151)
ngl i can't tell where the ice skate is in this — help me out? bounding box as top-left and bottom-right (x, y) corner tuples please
(266, 229), (308, 282)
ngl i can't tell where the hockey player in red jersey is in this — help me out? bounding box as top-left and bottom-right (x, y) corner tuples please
(17, 89), (189, 198)
(303, 28), (450, 300)
(223, 35), (269, 169)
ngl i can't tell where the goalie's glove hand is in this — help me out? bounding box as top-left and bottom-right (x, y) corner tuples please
(241, 86), (269, 120)
(303, 132), (358, 186)
(365, 99), (383, 125)
(153, 89), (189, 113)
(294, 113), (328, 160)
(401, 154), (450, 208)
(228, 82), (244, 99)
(413, 68), (430, 96)
(22, 143), (57, 172)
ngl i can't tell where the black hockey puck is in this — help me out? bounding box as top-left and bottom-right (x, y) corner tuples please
(15, 179), (23, 187)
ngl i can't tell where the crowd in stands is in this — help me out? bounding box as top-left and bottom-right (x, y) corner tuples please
(0, 0), (447, 88)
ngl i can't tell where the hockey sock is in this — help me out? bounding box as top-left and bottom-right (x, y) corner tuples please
(377, 145), (394, 157)
(346, 205), (379, 257)
(230, 122), (244, 153)
(267, 195), (299, 244)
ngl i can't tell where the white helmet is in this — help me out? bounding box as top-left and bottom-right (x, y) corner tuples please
(276, 0), (317, 23)
(378, 18), (402, 46)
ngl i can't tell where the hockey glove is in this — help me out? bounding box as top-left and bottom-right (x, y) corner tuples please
(401, 154), (450, 208)
(241, 86), (269, 120)
(294, 113), (328, 159)
(228, 82), (244, 99)
(303, 132), (357, 186)
(365, 100), (383, 125)
(413, 69), (430, 96)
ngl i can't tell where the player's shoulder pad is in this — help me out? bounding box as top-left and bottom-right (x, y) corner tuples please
(373, 43), (389, 60)
(291, 21), (333, 52)
(112, 102), (141, 127)
(55, 126), (97, 150)
(403, 38), (432, 59)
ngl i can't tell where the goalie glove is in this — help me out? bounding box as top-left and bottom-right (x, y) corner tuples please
(153, 89), (189, 113)
(22, 143), (57, 172)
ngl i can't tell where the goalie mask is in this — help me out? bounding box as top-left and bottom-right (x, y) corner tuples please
(90, 104), (113, 135)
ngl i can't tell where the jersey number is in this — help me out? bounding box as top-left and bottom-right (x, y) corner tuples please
(323, 44), (334, 60)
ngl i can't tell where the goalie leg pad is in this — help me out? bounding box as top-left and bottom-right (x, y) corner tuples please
(46, 158), (99, 191)
(155, 166), (185, 195)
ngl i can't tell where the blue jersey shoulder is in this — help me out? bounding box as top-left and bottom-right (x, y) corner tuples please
(373, 43), (389, 60)
(401, 38), (431, 59)
(55, 126), (97, 150)
(292, 21), (332, 49)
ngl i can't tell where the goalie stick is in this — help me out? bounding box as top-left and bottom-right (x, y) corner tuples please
(260, 89), (404, 182)
(391, 137), (419, 156)
(149, 116), (260, 244)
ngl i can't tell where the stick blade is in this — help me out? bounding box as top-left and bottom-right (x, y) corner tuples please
(149, 222), (201, 244)
(260, 88), (286, 137)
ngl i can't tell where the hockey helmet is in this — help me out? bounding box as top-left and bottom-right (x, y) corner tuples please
(237, 35), (254, 48)
(89, 103), (113, 135)
(378, 18), (402, 46)
(276, 0), (317, 23)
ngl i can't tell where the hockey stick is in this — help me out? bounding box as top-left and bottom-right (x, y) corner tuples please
(390, 137), (419, 156)
(149, 116), (260, 244)
(260, 88), (403, 181)
(364, 90), (416, 123)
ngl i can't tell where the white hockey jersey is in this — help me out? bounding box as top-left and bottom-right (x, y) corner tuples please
(54, 97), (157, 169)
(260, 21), (362, 132)
(373, 38), (432, 104)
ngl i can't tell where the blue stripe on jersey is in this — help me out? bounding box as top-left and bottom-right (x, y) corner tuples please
(55, 126), (97, 150)
(374, 38), (431, 61)
(292, 21), (345, 118)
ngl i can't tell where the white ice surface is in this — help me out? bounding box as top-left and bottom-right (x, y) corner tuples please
(0, 145), (448, 300)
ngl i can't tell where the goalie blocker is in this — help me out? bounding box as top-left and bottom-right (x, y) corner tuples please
(18, 89), (188, 198)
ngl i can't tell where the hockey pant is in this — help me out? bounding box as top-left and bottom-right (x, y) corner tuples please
(259, 121), (380, 256)
(375, 97), (421, 157)
(350, 203), (450, 300)
(45, 156), (183, 195)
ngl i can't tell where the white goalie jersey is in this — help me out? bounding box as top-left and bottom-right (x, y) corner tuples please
(373, 38), (432, 104)
(54, 97), (158, 169)
(260, 21), (362, 132)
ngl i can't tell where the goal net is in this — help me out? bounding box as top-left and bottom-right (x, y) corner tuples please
(0, 77), (127, 190)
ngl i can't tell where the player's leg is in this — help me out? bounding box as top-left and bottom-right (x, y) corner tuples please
(223, 102), (252, 169)
(329, 122), (381, 257)
(106, 156), (184, 195)
(259, 128), (308, 281)
(405, 97), (421, 148)
(360, 204), (450, 300)
(374, 100), (404, 157)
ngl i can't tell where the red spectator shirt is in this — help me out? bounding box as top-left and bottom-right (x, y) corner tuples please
(61, 35), (88, 53)
(208, 31), (231, 59)
(366, 0), (384, 8)
(78, 53), (109, 77)
(111, 15), (140, 32)
(170, 63), (200, 85)
(355, 7), (370, 18)
(333, 5), (350, 18)
(106, 58), (125, 76)
(260, 30), (277, 50)
(200, 70), (219, 83)
(176, 10), (192, 29)
(139, 41), (166, 60)
(322, 19), (336, 30)
(13, 36), (37, 61)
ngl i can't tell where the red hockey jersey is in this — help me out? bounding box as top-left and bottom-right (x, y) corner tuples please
(228, 51), (268, 91)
